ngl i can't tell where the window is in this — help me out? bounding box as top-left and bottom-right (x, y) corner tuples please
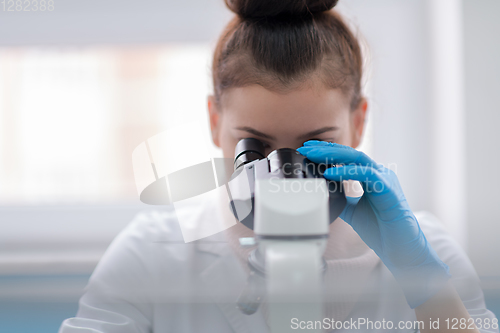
(0, 44), (219, 205)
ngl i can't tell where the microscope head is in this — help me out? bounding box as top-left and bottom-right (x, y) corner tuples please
(228, 138), (347, 231)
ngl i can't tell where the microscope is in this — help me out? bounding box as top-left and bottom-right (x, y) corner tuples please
(228, 138), (347, 332)
(133, 132), (347, 332)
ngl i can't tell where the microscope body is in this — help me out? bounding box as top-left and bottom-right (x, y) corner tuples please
(228, 138), (347, 333)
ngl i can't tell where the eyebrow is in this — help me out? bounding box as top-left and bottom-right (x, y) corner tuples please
(235, 126), (339, 141)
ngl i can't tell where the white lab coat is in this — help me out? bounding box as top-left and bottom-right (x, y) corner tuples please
(59, 194), (498, 333)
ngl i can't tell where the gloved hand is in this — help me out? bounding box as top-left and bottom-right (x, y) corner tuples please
(296, 140), (451, 309)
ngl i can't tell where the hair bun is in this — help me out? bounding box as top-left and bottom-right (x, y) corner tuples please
(225, 0), (338, 19)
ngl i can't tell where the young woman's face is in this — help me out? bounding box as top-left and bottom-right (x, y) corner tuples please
(208, 81), (367, 159)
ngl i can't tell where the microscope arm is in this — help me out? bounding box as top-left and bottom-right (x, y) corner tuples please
(254, 178), (329, 333)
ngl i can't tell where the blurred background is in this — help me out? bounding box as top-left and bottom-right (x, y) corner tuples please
(0, 0), (499, 332)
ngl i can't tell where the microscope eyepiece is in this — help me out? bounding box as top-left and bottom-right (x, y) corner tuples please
(233, 138), (266, 170)
(229, 137), (346, 230)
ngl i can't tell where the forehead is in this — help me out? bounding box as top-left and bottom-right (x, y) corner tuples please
(220, 84), (350, 129)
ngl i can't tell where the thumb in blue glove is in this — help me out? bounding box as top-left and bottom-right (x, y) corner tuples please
(296, 140), (451, 309)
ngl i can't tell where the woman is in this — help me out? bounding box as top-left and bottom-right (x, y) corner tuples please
(60, 0), (498, 332)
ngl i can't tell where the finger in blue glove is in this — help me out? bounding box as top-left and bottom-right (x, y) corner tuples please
(296, 140), (451, 309)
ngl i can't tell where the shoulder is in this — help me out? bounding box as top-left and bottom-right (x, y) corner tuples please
(414, 210), (472, 274)
(84, 202), (224, 303)
(413, 210), (451, 242)
(89, 204), (206, 286)
(95, 206), (185, 268)
(117, 206), (184, 245)
(414, 210), (477, 282)
(415, 211), (499, 330)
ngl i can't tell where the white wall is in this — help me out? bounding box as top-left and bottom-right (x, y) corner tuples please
(345, 0), (500, 278)
(0, 204), (148, 275)
(463, 0), (500, 277)
(0, 0), (232, 45)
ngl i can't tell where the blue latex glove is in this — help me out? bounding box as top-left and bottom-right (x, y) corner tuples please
(296, 140), (451, 309)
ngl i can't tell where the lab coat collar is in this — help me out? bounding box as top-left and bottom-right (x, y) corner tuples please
(179, 187), (268, 332)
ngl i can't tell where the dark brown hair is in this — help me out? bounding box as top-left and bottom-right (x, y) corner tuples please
(212, 0), (364, 110)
